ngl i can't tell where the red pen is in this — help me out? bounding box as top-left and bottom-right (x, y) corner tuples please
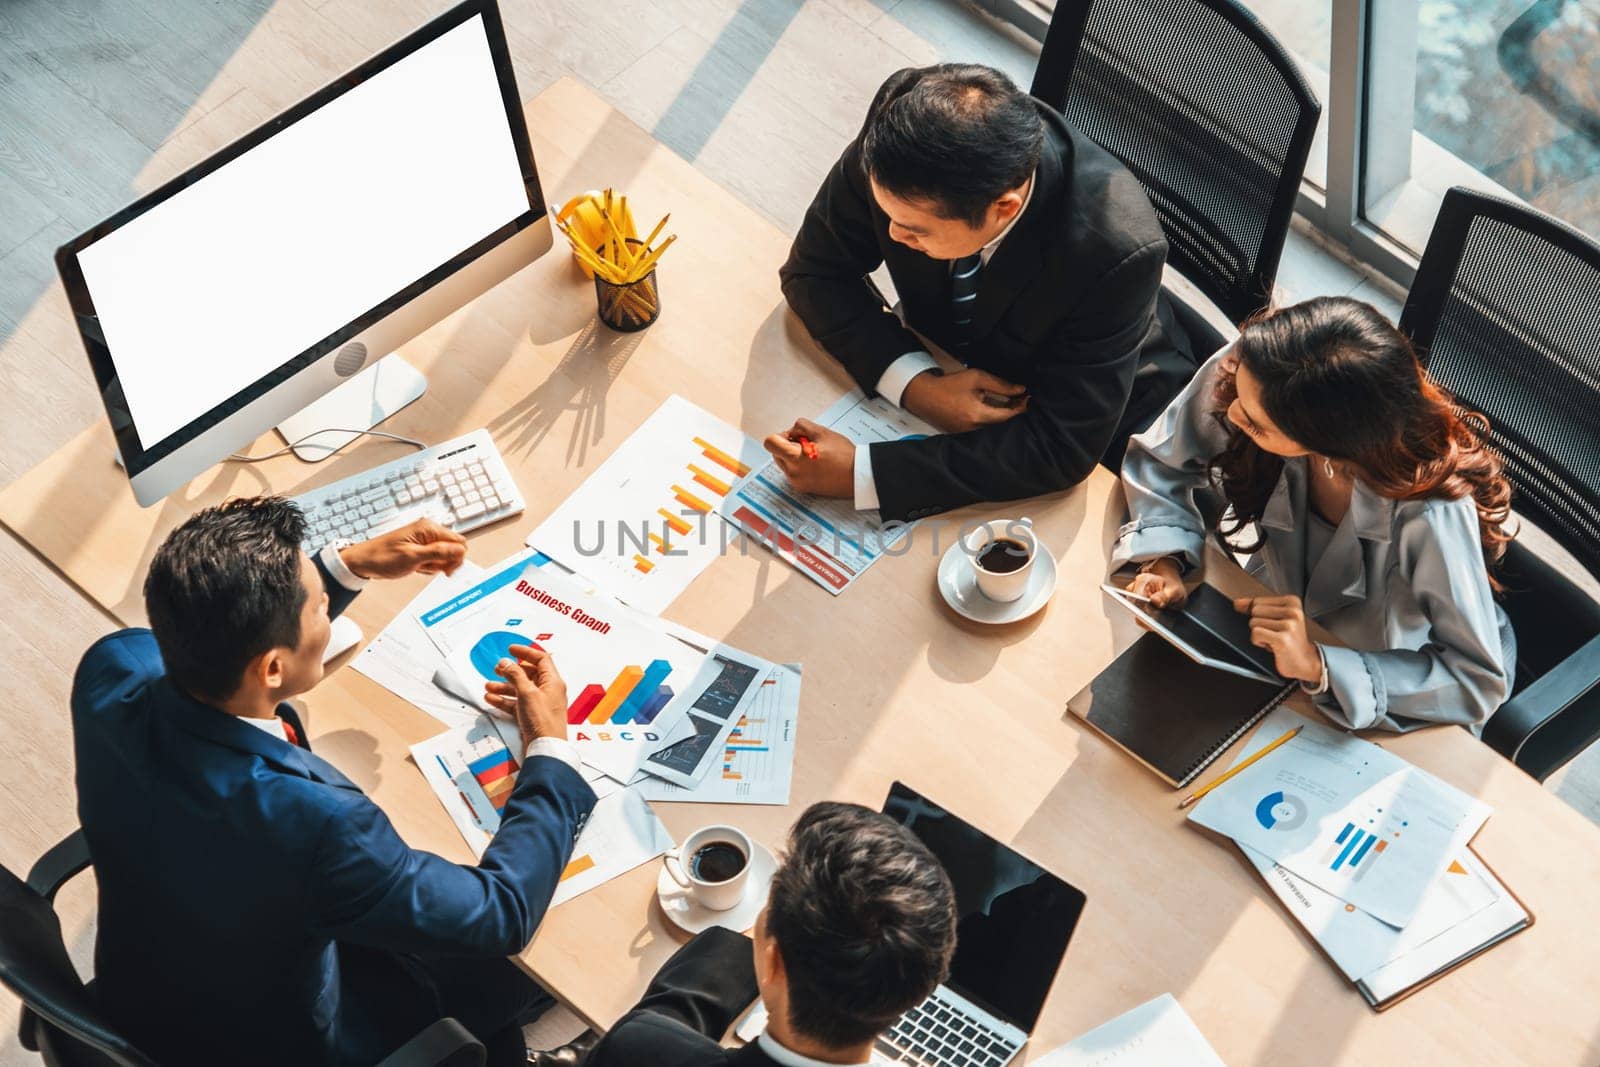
(797, 434), (819, 461)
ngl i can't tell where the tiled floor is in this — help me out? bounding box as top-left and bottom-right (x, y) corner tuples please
(0, 0), (1593, 1059)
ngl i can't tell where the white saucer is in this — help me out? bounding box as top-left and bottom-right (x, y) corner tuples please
(656, 840), (777, 935)
(937, 540), (1058, 624)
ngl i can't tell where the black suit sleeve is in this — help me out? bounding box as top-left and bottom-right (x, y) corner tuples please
(869, 240), (1163, 521)
(312, 549), (362, 620)
(779, 71), (926, 391)
(588, 928), (759, 1067)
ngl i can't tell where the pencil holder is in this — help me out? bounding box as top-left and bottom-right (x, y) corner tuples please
(593, 239), (661, 332)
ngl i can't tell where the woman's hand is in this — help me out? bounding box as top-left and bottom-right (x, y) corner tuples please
(1234, 595), (1323, 683)
(1126, 557), (1188, 609)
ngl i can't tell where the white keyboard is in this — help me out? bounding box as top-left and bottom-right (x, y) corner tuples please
(291, 429), (524, 552)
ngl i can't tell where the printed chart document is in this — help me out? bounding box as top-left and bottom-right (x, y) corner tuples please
(1227, 716), (1503, 980)
(1034, 994), (1224, 1066)
(636, 663), (801, 805)
(526, 395), (766, 614)
(1188, 714), (1493, 927)
(721, 390), (937, 594)
(417, 558), (703, 782)
(411, 720), (672, 907)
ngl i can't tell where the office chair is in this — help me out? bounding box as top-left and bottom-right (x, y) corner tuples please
(1400, 186), (1600, 782)
(1, 831), (486, 1067)
(1030, 0), (1322, 352)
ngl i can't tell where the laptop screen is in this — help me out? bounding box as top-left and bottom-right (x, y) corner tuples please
(883, 782), (1086, 1033)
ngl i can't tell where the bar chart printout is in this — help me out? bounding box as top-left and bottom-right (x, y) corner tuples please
(526, 394), (767, 614)
(411, 724), (674, 906)
(722, 390), (938, 595)
(638, 664), (802, 805)
(1187, 714), (1493, 927)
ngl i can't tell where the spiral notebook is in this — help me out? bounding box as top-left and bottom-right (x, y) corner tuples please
(1066, 633), (1295, 788)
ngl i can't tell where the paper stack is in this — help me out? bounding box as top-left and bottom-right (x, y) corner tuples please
(1187, 710), (1530, 1008)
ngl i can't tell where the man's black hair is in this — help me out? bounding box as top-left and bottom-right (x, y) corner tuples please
(143, 496), (309, 702)
(861, 64), (1045, 227)
(766, 802), (957, 1048)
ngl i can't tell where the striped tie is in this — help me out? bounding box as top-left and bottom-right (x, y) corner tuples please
(949, 252), (982, 353)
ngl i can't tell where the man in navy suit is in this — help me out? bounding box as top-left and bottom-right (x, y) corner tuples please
(70, 496), (597, 1065)
(544, 803), (957, 1067)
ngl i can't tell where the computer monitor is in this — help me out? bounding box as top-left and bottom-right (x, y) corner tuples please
(55, 0), (551, 506)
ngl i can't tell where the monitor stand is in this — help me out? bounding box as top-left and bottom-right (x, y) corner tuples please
(274, 354), (428, 462)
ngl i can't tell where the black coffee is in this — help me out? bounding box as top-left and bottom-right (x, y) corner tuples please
(690, 841), (747, 883)
(976, 537), (1031, 574)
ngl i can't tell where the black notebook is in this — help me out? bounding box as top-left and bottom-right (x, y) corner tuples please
(1066, 633), (1295, 788)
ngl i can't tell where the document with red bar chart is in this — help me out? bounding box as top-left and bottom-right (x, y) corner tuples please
(417, 559), (707, 782)
(410, 717), (673, 906)
(526, 394), (766, 615)
(721, 389), (937, 595)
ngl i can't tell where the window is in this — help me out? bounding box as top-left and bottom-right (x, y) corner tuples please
(992, 0), (1600, 288)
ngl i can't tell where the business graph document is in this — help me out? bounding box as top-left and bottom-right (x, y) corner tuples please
(720, 389), (937, 594)
(526, 395), (766, 615)
(410, 721), (672, 907)
(1188, 713), (1492, 927)
(1034, 994), (1224, 1066)
(636, 663), (801, 805)
(417, 558), (703, 782)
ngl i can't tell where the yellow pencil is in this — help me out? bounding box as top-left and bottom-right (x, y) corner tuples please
(625, 233), (676, 282)
(1178, 725), (1302, 809)
(637, 212), (671, 256)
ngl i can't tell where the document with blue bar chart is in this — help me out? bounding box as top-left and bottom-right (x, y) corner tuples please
(1187, 716), (1492, 927)
(415, 556), (707, 782)
(720, 389), (937, 594)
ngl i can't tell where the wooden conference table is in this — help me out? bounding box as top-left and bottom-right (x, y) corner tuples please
(4, 78), (1599, 1065)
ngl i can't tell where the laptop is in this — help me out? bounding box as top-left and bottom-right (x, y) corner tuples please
(734, 782), (1086, 1066)
(873, 781), (1086, 1066)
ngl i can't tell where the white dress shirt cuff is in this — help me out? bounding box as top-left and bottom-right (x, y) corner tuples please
(852, 440), (881, 512)
(875, 351), (940, 408)
(524, 736), (583, 775)
(319, 542), (370, 592)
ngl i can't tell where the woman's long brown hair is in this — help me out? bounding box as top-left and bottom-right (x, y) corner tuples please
(1208, 297), (1513, 582)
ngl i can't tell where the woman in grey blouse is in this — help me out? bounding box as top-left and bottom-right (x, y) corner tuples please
(1115, 296), (1516, 732)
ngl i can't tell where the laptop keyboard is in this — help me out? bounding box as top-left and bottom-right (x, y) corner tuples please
(873, 991), (1019, 1067)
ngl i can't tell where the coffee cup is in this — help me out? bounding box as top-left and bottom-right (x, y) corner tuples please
(962, 517), (1037, 603)
(663, 825), (753, 911)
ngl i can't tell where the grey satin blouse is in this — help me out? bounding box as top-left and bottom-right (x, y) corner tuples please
(1112, 352), (1515, 733)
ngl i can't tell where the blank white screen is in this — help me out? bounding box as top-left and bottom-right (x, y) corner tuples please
(75, 14), (529, 451)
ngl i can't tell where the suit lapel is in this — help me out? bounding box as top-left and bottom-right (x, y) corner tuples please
(969, 110), (1070, 343)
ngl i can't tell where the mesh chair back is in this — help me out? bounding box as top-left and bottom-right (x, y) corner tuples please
(1400, 188), (1600, 582)
(0, 863), (153, 1067)
(1031, 0), (1320, 324)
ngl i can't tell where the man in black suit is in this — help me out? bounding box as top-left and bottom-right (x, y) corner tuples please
(558, 802), (956, 1066)
(767, 64), (1192, 521)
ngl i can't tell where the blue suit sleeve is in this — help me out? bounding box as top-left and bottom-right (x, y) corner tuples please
(306, 755), (598, 957)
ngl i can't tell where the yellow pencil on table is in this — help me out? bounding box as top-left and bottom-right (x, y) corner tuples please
(1178, 725), (1302, 809)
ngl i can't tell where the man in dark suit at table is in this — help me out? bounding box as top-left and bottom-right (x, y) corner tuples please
(769, 63), (1193, 521)
(70, 497), (596, 1066)
(541, 802), (956, 1067)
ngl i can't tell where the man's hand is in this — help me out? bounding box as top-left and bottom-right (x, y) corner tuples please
(340, 519), (467, 580)
(763, 418), (855, 498)
(1235, 595), (1323, 683)
(484, 644), (569, 752)
(901, 368), (1028, 433)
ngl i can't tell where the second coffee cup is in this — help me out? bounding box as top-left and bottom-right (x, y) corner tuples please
(663, 824), (753, 911)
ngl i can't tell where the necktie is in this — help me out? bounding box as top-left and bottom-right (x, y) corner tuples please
(279, 715), (302, 748)
(949, 252), (982, 353)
